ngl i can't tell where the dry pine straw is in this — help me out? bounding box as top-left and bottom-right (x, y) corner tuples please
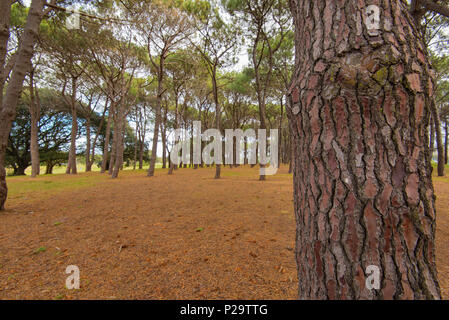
(0, 166), (447, 300)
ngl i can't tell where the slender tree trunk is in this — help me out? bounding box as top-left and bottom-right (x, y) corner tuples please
(139, 140), (144, 169)
(244, 136), (248, 165)
(109, 113), (118, 175)
(90, 106), (108, 172)
(66, 78), (78, 175)
(445, 120), (448, 165)
(161, 123), (167, 169)
(430, 102), (445, 176)
(288, 0), (440, 299)
(133, 124), (138, 170)
(85, 118), (92, 172)
(29, 68), (40, 178)
(89, 110), (106, 171)
(112, 114), (124, 179)
(102, 102), (114, 173)
(252, 35), (269, 181)
(148, 71), (163, 177)
(0, 0), (45, 210)
(429, 114), (434, 156)
(30, 114), (39, 177)
(279, 96), (284, 168)
(209, 71), (221, 179)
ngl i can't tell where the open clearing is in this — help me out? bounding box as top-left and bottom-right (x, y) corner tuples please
(0, 166), (448, 299)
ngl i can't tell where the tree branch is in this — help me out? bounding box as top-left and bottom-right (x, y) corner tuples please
(423, 0), (449, 19)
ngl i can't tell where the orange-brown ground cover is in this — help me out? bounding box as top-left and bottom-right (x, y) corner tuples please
(0, 166), (447, 299)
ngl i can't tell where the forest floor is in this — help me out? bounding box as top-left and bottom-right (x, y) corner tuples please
(0, 165), (448, 299)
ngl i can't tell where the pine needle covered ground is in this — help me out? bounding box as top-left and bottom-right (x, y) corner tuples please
(0, 165), (447, 299)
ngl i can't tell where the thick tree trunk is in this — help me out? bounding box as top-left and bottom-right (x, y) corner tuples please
(45, 161), (54, 175)
(0, 0), (45, 210)
(288, 0), (440, 299)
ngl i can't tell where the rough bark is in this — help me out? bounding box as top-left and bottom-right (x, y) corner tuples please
(0, 0), (45, 210)
(288, 0), (441, 299)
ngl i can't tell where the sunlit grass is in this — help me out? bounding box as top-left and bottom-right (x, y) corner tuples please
(6, 162), (164, 176)
(5, 164), (165, 201)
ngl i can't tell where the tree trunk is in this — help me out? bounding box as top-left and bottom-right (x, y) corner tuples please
(109, 114), (118, 175)
(161, 123), (167, 169)
(112, 115), (124, 179)
(139, 140), (144, 169)
(279, 96), (284, 168)
(101, 102), (114, 173)
(288, 0), (440, 299)
(30, 114), (39, 177)
(429, 114), (434, 156)
(45, 161), (55, 175)
(148, 61), (164, 177)
(445, 120), (448, 165)
(90, 98), (108, 172)
(15, 165), (27, 176)
(212, 72), (221, 180)
(430, 101), (445, 176)
(29, 67), (40, 178)
(133, 124), (138, 170)
(0, 0), (45, 210)
(66, 78), (78, 175)
(85, 118), (92, 172)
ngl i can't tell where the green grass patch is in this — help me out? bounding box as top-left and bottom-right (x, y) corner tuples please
(34, 247), (47, 254)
